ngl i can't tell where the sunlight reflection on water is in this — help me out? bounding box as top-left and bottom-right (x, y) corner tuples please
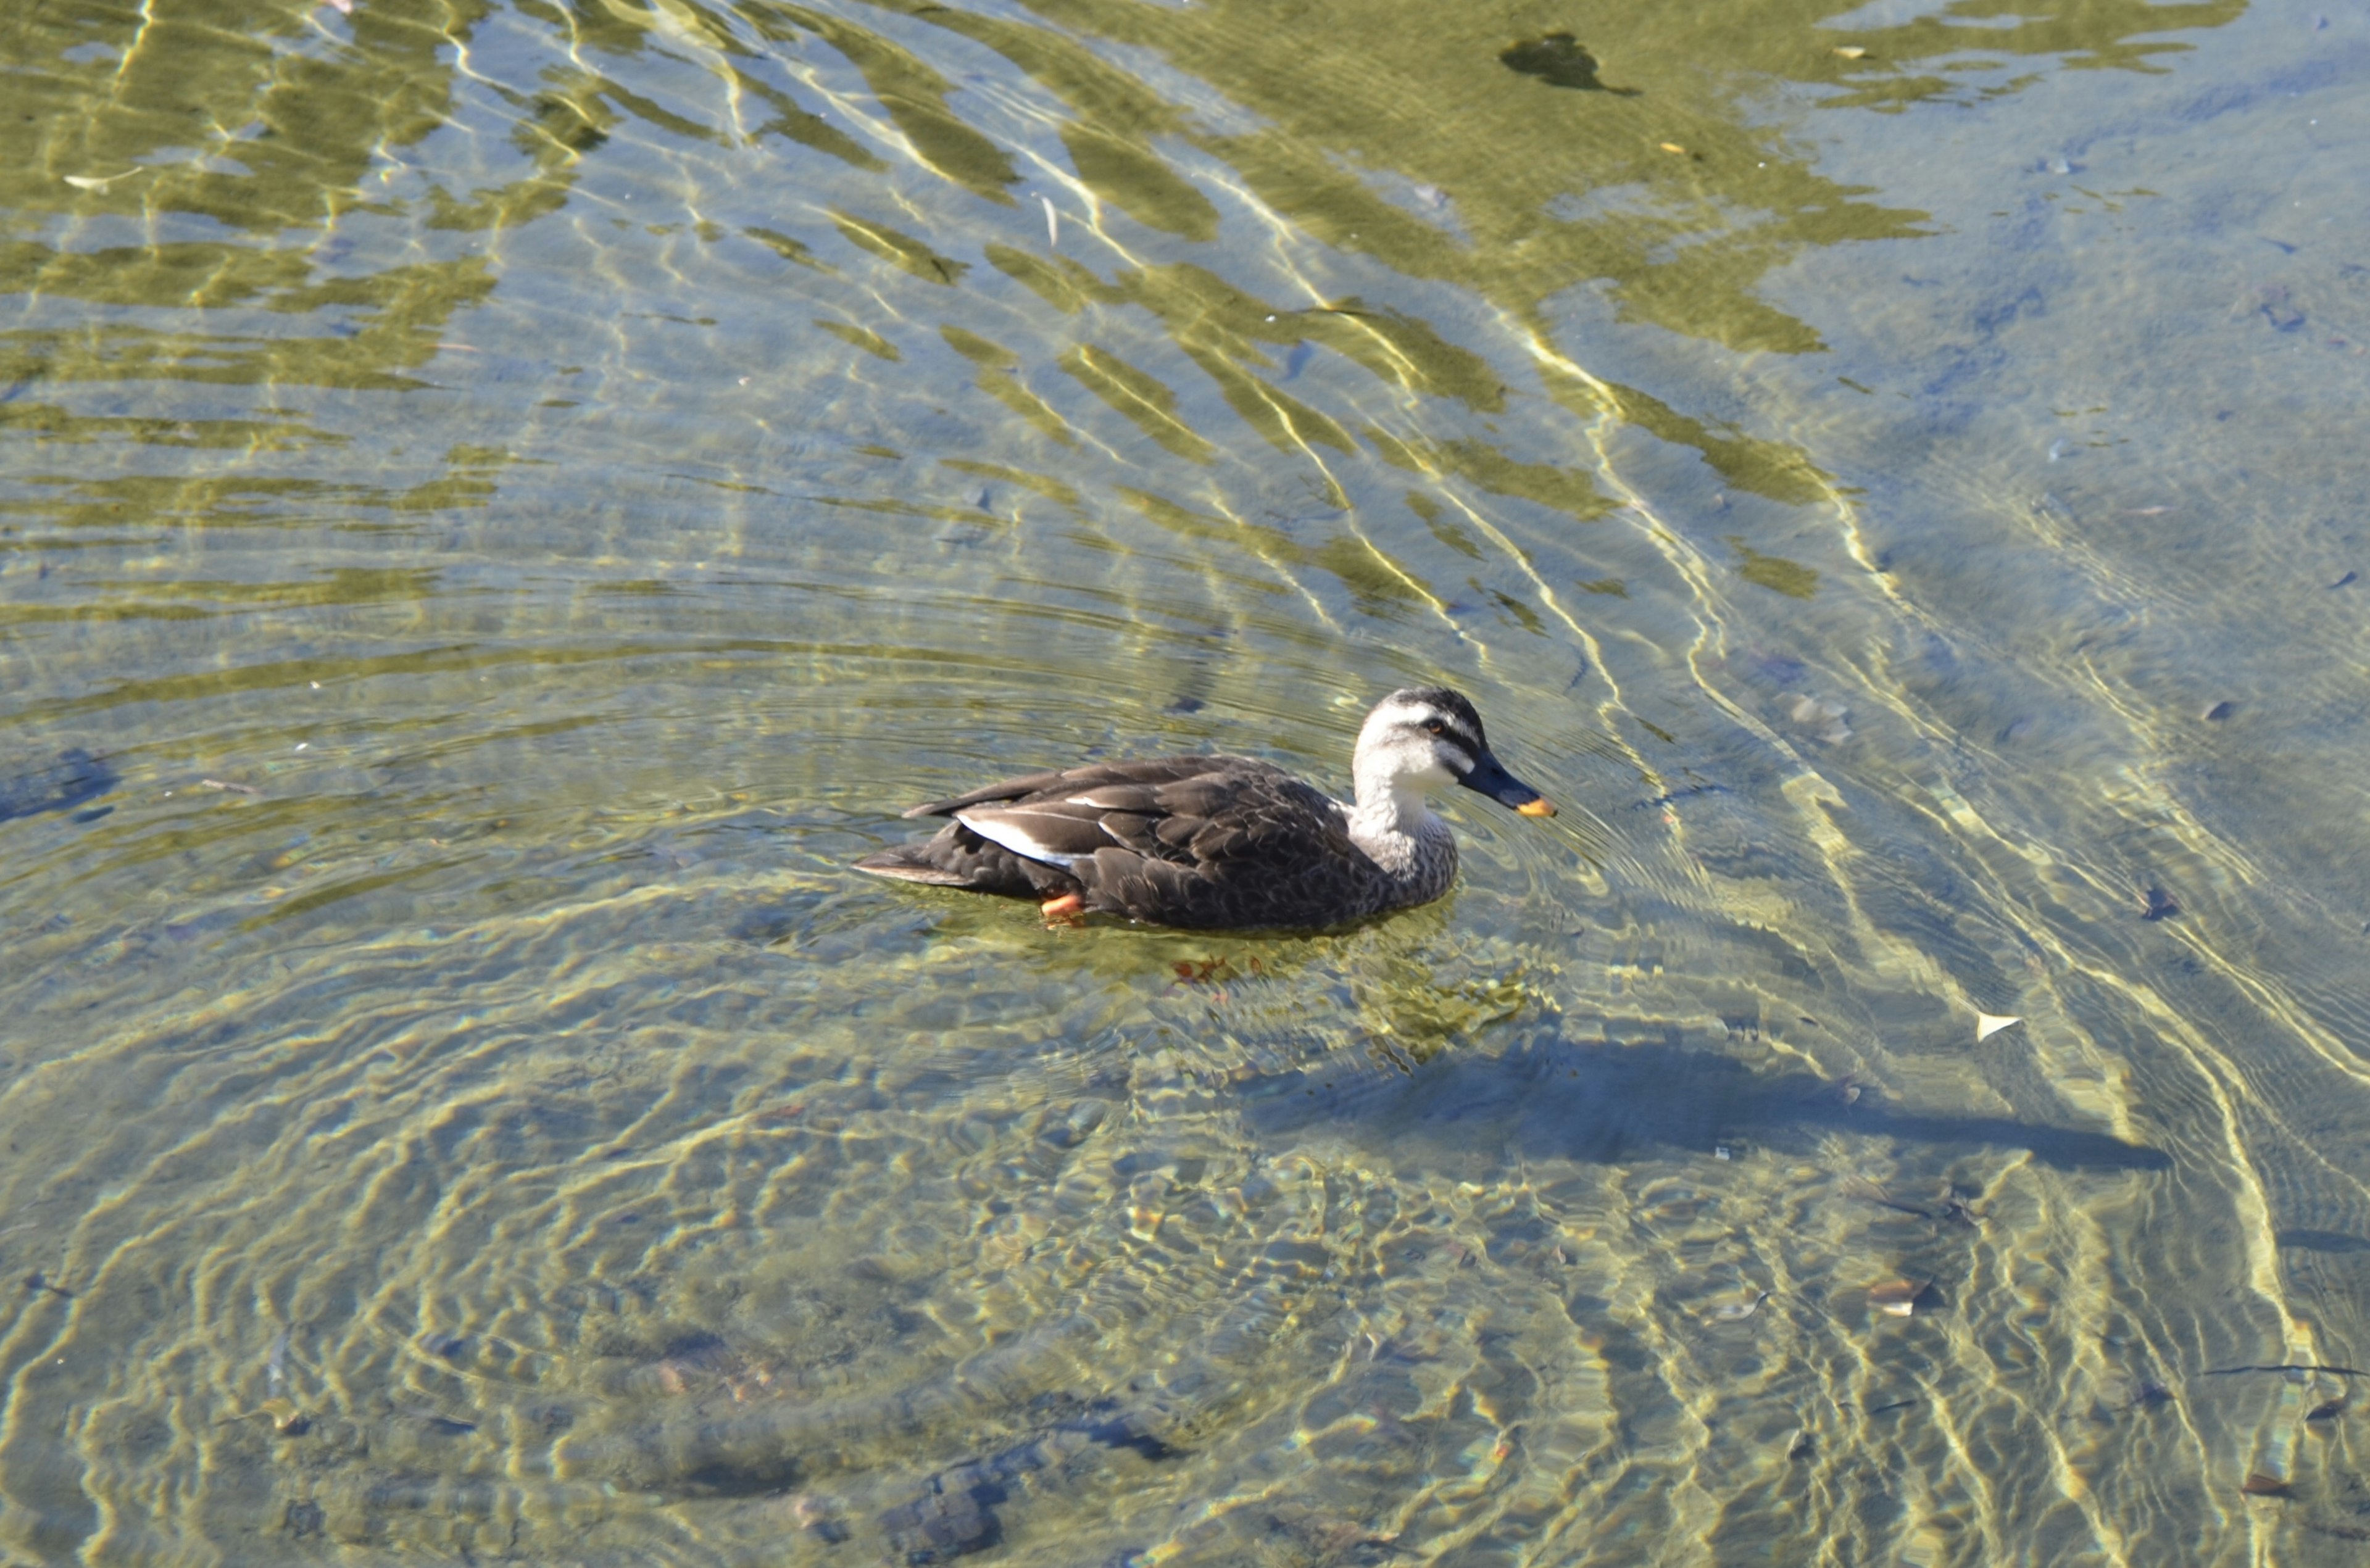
(2, 0), (2369, 1560)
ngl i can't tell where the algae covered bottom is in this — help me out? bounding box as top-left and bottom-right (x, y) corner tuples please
(2, 0), (2368, 1561)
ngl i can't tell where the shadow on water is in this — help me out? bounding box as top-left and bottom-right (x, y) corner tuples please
(0, 747), (115, 823)
(1242, 1031), (2172, 1173)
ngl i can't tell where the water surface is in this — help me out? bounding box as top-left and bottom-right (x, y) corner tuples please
(4, 0), (2369, 1561)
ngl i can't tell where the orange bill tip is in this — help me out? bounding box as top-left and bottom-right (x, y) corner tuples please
(1517, 797), (1558, 818)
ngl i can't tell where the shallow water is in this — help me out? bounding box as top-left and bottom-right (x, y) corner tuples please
(3, 0), (2369, 1560)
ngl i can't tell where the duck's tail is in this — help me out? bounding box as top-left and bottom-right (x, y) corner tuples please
(852, 844), (974, 885)
(855, 821), (1077, 899)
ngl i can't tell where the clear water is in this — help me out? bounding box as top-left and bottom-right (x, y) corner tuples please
(4, 0), (2369, 1560)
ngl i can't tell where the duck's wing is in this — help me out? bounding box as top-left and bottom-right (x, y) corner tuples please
(902, 756), (1224, 820)
(859, 757), (1252, 902)
(948, 756), (1369, 925)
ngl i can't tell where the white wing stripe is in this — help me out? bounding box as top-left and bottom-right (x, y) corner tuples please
(957, 810), (1087, 868)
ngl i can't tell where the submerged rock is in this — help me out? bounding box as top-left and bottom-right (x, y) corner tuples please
(1499, 33), (1632, 93)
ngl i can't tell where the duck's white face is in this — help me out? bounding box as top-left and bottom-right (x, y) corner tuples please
(1351, 686), (1557, 818)
(1354, 692), (1479, 793)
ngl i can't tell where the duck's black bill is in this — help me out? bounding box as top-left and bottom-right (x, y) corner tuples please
(1460, 751), (1557, 818)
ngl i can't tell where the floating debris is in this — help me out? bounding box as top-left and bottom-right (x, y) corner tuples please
(259, 1397), (311, 1435)
(200, 779), (262, 797)
(1868, 1279), (1929, 1318)
(1708, 1290), (1770, 1322)
(1832, 45), (1868, 59)
(1786, 694), (1852, 744)
(2140, 886), (2181, 921)
(1976, 1013), (2022, 1042)
(1039, 194), (1057, 248)
(2200, 700), (2235, 721)
(396, 1405), (477, 1435)
(2242, 1472), (2293, 1498)
(217, 1395), (310, 1435)
(792, 1495), (850, 1542)
(1848, 1179), (1934, 1221)
(2308, 1398), (2345, 1423)
(2330, 570), (2358, 589)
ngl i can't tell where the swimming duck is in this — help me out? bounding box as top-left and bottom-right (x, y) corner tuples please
(853, 687), (1555, 929)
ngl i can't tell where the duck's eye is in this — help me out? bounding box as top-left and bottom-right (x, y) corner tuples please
(1424, 720), (1445, 735)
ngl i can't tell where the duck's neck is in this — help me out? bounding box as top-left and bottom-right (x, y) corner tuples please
(1346, 764), (1448, 877)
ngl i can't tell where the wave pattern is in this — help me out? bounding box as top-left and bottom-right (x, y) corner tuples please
(4, 0), (2369, 1561)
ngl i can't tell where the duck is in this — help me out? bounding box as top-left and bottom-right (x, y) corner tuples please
(852, 687), (1555, 930)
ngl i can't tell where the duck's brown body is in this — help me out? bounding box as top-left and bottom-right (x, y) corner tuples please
(852, 688), (1553, 931)
(855, 753), (1437, 930)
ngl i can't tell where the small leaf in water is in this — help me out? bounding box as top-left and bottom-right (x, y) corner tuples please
(2307, 1398), (2344, 1422)
(2240, 1472), (2292, 1498)
(1976, 1013), (2022, 1041)
(1868, 1279), (1925, 1317)
(2139, 886), (2181, 921)
(1709, 1290), (1769, 1321)
(2200, 700), (2235, 721)
(1833, 45), (1869, 59)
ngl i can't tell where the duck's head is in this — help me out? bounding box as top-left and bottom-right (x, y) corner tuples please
(1353, 687), (1557, 818)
